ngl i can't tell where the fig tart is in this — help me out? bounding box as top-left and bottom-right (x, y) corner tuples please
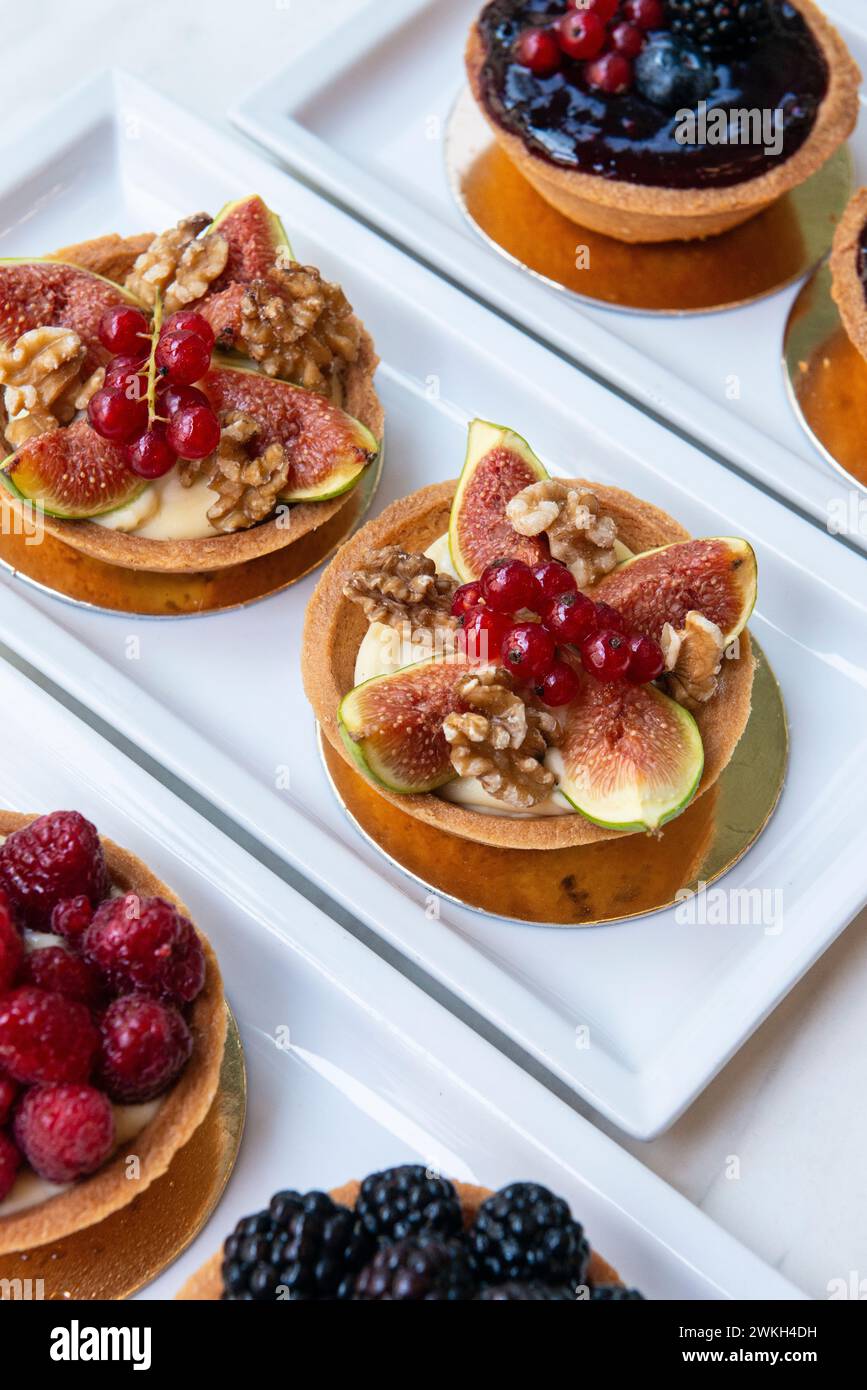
(830, 186), (867, 365)
(0, 195), (383, 573)
(0, 811), (226, 1254)
(466, 0), (860, 243)
(178, 1164), (638, 1300)
(303, 420), (756, 852)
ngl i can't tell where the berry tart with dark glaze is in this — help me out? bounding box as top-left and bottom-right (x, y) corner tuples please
(830, 188), (867, 365)
(302, 419), (757, 852)
(0, 811), (226, 1254)
(177, 1164), (642, 1300)
(0, 195), (382, 574)
(465, 1), (860, 242)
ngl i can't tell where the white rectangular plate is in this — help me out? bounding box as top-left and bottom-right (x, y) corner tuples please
(0, 74), (866, 1140)
(233, 0), (867, 551)
(0, 656), (803, 1300)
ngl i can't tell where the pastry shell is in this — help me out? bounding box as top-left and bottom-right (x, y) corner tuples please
(0, 812), (228, 1255)
(2, 236), (384, 574)
(302, 479), (755, 852)
(465, 0), (860, 244)
(830, 186), (867, 364)
(177, 1178), (621, 1299)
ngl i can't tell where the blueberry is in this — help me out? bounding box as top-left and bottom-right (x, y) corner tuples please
(634, 34), (715, 111)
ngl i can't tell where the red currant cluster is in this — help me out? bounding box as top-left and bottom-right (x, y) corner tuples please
(87, 304), (221, 479)
(452, 556), (664, 706)
(514, 0), (665, 94)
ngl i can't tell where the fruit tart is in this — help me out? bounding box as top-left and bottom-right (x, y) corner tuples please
(178, 1162), (642, 1300)
(466, 1), (859, 243)
(0, 810), (226, 1254)
(830, 187), (867, 365)
(303, 420), (757, 852)
(0, 195), (382, 573)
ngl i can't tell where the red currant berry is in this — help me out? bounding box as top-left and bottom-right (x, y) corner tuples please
(125, 424), (177, 479)
(451, 581), (483, 618)
(611, 22), (645, 57)
(586, 52), (633, 94)
(98, 305), (150, 356)
(581, 629), (631, 681)
(162, 310), (215, 351)
(87, 386), (148, 444)
(166, 404), (221, 461)
(546, 590), (598, 644)
(570, 0), (618, 20)
(461, 607), (512, 663)
(624, 0), (664, 29)
(501, 622), (557, 681)
(625, 632), (665, 684)
(531, 560), (577, 605)
(158, 382), (209, 417)
(155, 329), (211, 385)
(593, 601), (627, 633)
(514, 27), (562, 77)
(536, 660), (582, 707)
(557, 11), (605, 60)
(104, 355), (147, 396)
(481, 558), (543, 614)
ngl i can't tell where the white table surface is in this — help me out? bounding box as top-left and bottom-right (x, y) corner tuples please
(7, 0), (867, 1301)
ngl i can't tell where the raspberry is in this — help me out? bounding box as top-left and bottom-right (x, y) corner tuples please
(50, 895), (94, 944)
(98, 994), (192, 1103)
(0, 1074), (18, 1124)
(0, 812), (109, 930)
(0, 887), (23, 992)
(19, 947), (103, 1007)
(83, 896), (205, 1005)
(0, 1129), (22, 1201)
(0, 987), (98, 1084)
(13, 1083), (114, 1183)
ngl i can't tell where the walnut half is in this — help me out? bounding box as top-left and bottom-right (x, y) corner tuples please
(124, 213), (214, 310)
(239, 251), (360, 396)
(443, 669), (560, 810)
(0, 326), (103, 449)
(661, 611), (725, 710)
(507, 480), (618, 588)
(182, 412), (290, 533)
(343, 546), (457, 632)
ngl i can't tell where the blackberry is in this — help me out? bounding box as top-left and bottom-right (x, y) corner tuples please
(468, 1182), (590, 1288)
(221, 1190), (373, 1301)
(355, 1164), (462, 1242)
(666, 1), (775, 57)
(590, 1283), (646, 1300)
(354, 1233), (477, 1300)
(476, 1281), (575, 1301)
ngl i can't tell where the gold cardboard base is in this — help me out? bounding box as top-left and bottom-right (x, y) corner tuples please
(784, 260), (867, 492)
(320, 641), (787, 926)
(446, 87), (852, 315)
(0, 1007), (245, 1300)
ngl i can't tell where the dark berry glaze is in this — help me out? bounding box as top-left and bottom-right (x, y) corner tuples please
(475, 1), (828, 189)
(858, 223), (867, 297)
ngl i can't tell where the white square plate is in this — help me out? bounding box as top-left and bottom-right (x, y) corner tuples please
(233, 0), (867, 550)
(0, 74), (866, 1139)
(0, 654), (803, 1299)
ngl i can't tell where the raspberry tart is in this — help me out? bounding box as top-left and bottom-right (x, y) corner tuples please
(303, 419), (756, 852)
(830, 187), (867, 365)
(465, 1), (859, 242)
(0, 810), (226, 1254)
(178, 1163), (641, 1300)
(0, 195), (383, 574)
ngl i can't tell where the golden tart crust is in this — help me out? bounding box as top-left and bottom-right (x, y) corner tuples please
(465, 0), (861, 244)
(177, 1179), (621, 1299)
(830, 186), (867, 364)
(2, 236), (384, 575)
(302, 479), (755, 852)
(0, 812), (228, 1255)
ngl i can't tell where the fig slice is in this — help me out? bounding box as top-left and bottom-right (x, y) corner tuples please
(196, 195), (291, 350)
(449, 418), (550, 581)
(2, 420), (147, 520)
(554, 678), (704, 832)
(591, 538), (757, 645)
(0, 258), (145, 368)
(201, 359), (379, 501)
(339, 655), (475, 794)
